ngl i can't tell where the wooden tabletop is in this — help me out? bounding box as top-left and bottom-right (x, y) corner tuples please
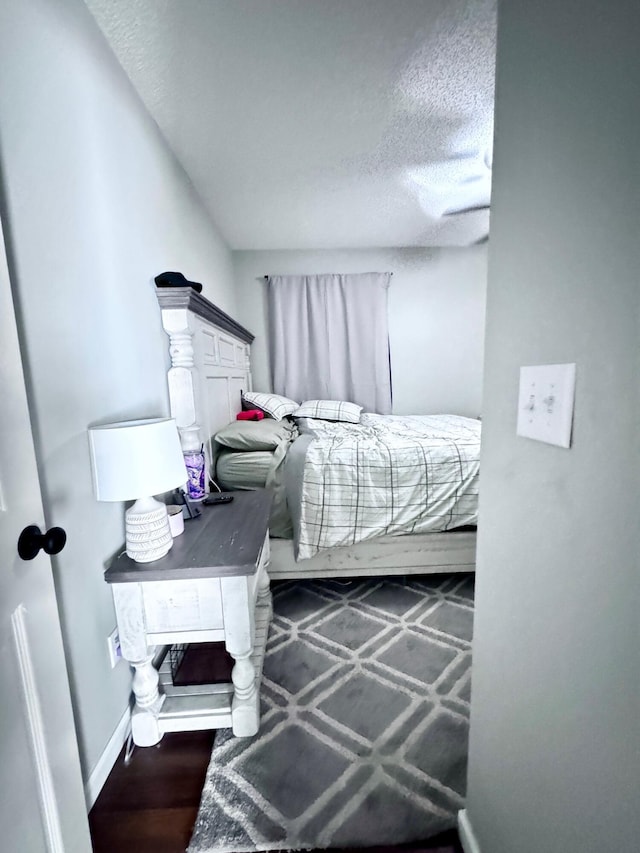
(104, 490), (272, 583)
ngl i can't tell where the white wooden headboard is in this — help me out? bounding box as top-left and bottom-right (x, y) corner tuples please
(156, 287), (253, 481)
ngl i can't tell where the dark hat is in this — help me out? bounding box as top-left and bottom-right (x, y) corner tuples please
(154, 271), (203, 293)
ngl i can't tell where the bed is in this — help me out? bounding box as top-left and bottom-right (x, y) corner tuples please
(156, 287), (478, 579)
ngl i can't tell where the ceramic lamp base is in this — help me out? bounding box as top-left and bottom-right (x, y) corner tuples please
(125, 496), (173, 563)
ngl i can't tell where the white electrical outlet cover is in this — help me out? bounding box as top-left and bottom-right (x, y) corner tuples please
(517, 363), (576, 448)
(107, 628), (121, 668)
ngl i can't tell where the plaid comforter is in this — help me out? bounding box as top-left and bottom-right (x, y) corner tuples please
(297, 413), (481, 560)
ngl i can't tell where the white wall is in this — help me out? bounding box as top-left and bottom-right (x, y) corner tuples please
(0, 0), (236, 782)
(233, 247), (487, 416)
(466, 1), (640, 851)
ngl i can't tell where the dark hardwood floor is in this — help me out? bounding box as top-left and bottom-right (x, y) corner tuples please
(89, 729), (215, 853)
(90, 646), (463, 853)
(89, 728), (464, 853)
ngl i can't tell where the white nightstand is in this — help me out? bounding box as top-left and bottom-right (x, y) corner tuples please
(105, 490), (272, 746)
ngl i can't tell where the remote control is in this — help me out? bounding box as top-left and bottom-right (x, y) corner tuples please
(202, 493), (234, 505)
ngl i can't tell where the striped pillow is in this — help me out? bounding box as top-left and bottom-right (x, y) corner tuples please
(293, 399), (363, 423)
(242, 391), (299, 421)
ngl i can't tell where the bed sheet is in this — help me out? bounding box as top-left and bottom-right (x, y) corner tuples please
(214, 441), (294, 540)
(289, 413), (481, 560)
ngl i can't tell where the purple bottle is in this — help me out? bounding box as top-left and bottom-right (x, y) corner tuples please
(183, 447), (206, 500)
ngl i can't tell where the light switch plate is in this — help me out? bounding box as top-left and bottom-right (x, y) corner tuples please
(516, 363), (576, 448)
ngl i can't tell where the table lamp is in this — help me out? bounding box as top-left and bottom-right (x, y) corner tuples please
(88, 418), (187, 563)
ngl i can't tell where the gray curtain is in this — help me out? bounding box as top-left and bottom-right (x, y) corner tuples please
(267, 272), (392, 414)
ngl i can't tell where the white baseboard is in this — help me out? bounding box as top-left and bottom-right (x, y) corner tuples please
(458, 809), (482, 853)
(84, 706), (131, 810)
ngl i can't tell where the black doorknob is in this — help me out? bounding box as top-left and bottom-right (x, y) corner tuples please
(17, 525), (67, 561)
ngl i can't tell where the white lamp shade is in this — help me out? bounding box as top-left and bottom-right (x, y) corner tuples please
(88, 418), (187, 501)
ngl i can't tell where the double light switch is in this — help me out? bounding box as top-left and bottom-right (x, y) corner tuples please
(516, 363), (576, 448)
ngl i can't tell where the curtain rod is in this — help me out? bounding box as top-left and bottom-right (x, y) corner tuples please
(263, 273), (393, 279)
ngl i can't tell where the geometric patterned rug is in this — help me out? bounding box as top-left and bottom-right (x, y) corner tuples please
(188, 574), (474, 853)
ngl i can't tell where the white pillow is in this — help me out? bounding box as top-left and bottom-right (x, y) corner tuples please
(242, 391), (299, 421)
(293, 399), (363, 423)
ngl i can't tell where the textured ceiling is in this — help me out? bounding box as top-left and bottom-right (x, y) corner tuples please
(85, 0), (496, 249)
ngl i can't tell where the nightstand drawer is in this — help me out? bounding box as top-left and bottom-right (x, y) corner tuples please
(142, 577), (224, 633)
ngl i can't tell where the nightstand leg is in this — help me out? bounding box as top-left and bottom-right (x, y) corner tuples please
(129, 651), (165, 746)
(230, 650), (258, 737)
(112, 583), (166, 746)
(221, 573), (265, 736)
(257, 564), (272, 618)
